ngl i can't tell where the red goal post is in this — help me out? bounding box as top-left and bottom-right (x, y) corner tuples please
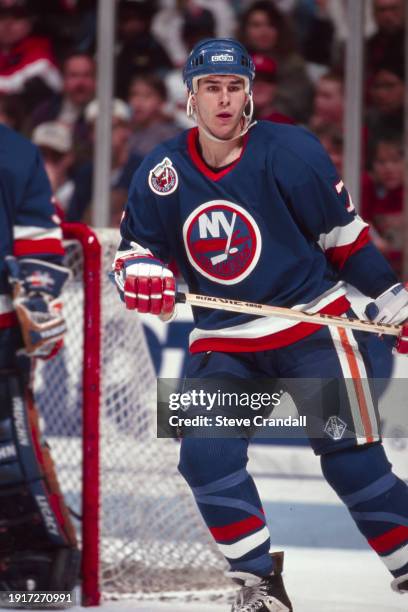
(60, 223), (101, 605)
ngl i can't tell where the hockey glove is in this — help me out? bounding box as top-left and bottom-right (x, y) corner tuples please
(6, 257), (71, 359)
(113, 253), (176, 319)
(365, 283), (408, 355)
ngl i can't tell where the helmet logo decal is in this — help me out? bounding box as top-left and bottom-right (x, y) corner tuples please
(148, 157), (178, 196)
(211, 54), (234, 62)
(183, 200), (261, 285)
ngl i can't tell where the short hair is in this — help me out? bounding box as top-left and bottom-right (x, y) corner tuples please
(239, 0), (296, 58)
(313, 124), (344, 150)
(373, 54), (404, 81)
(319, 70), (344, 90)
(128, 74), (167, 101)
(61, 51), (96, 73)
(368, 129), (403, 168)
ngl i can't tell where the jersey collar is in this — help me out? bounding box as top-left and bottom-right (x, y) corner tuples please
(187, 127), (249, 182)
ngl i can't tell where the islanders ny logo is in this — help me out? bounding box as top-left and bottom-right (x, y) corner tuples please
(148, 157), (178, 196)
(183, 201), (262, 285)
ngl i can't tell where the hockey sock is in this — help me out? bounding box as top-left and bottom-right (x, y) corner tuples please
(321, 443), (408, 580)
(179, 438), (273, 576)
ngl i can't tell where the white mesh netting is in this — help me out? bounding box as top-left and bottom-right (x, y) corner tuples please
(33, 227), (232, 602)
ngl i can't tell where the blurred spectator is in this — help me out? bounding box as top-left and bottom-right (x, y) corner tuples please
(32, 121), (75, 215)
(31, 52), (96, 127)
(366, 0), (404, 78)
(181, 4), (216, 53)
(294, 1), (376, 76)
(115, 0), (173, 100)
(66, 98), (142, 226)
(128, 74), (182, 158)
(310, 70), (370, 166)
(165, 5), (216, 130)
(0, 93), (24, 130)
(309, 70), (344, 131)
(239, 0), (296, 13)
(313, 123), (344, 177)
(294, 0), (335, 69)
(366, 55), (404, 142)
(29, 51), (96, 161)
(239, 0), (314, 122)
(153, 1), (235, 67)
(0, 0), (62, 109)
(251, 54), (294, 123)
(34, 0), (97, 60)
(361, 130), (404, 274)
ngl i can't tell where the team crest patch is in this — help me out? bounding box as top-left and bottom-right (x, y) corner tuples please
(148, 157), (178, 196)
(183, 200), (262, 285)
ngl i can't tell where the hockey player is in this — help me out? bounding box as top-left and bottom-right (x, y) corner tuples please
(0, 125), (80, 593)
(113, 39), (408, 611)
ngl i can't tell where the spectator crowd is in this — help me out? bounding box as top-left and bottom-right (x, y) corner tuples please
(0, 0), (405, 273)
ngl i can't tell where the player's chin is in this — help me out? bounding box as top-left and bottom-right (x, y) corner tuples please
(213, 121), (241, 140)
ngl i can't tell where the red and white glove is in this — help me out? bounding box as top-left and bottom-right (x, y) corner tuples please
(114, 255), (176, 318)
(365, 283), (408, 355)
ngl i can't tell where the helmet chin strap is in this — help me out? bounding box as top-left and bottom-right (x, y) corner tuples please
(186, 92), (257, 144)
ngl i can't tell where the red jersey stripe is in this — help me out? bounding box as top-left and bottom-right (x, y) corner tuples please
(369, 526), (408, 554)
(0, 312), (18, 328)
(190, 295), (350, 353)
(325, 226), (370, 270)
(210, 514), (265, 542)
(13, 238), (65, 256)
(337, 327), (374, 444)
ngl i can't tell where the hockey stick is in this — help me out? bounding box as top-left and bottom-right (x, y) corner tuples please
(175, 292), (401, 336)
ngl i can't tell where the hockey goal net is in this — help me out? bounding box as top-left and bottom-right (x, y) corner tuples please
(33, 223), (231, 606)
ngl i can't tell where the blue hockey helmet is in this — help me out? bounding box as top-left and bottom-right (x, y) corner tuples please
(183, 38), (255, 94)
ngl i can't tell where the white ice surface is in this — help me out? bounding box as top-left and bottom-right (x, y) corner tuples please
(1, 547), (406, 612)
(89, 546), (408, 611)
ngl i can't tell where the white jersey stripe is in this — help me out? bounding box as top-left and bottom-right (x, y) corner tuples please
(0, 295), (14, 315)
(329, 326), (379, 445)
(216, 526), (270, 559)
(329, 326), (365, 444)
(343, 327), (379, 442)
(381, 543), (408, 572)
(0, 59), (62, 93)
(190, 282), (347, 346)
(14, 226), (63, 241)
(318, 216), (368, 251)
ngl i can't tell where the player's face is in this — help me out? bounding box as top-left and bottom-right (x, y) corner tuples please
(313, 78), (343, 123)
(370, 69), (404, 114)
(128, 80), (164, 126)
(63, 57), (96, 106)
(373, 142), (403, 191)
(374, 0), (404, 33)
(193, 76), (248, 140)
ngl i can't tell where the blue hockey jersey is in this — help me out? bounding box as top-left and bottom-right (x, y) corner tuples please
(117, 121), (397, 353)
(0, 125), (64, 330)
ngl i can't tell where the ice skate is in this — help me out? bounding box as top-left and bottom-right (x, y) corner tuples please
(229, 552), (293, 612)
(391, 574), (408, 594)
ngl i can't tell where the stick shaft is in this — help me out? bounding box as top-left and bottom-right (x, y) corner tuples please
(176, 292), (401, 337)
